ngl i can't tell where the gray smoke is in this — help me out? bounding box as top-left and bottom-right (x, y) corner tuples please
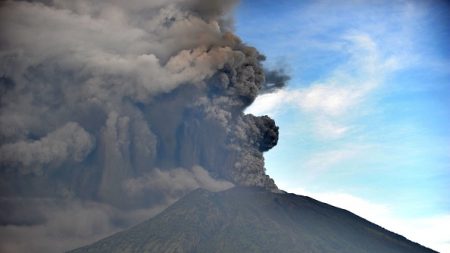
(0, 0), (288, 252)
(262, 69), (290, 93)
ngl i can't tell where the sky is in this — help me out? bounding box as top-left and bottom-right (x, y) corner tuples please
(235, 0), (450, 252)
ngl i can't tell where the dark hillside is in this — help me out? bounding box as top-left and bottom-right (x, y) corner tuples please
(70, 187), (438, 253)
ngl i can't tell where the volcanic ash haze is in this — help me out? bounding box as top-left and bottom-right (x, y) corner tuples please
(0, 0), (288, 252)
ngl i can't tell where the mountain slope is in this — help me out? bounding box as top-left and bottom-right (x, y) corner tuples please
(69, 187), (438, 253)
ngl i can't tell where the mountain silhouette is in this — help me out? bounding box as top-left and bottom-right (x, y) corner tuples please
(69, 187), (438, 253)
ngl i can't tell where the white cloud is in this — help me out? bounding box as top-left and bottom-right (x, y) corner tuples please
(247, 31), (402, 139)
(313, 119), (349, 138)
(304, 147), (362, 172)
(245, 89), (289, 116)
(285, 186), (450, 253)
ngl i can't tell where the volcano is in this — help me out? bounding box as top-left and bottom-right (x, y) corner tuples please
(69, 187), (437, 253)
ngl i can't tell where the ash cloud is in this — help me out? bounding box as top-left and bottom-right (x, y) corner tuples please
(0, 122), (95, 175)
(0, 0), (288, 252)
(262, 69), (290, 93)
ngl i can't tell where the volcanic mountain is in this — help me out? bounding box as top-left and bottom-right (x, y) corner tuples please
(69, 187), (437, 253)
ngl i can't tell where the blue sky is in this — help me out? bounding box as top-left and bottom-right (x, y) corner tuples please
(235, 0), (450, 251)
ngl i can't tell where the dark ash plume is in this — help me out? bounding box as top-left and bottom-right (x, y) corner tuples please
(0, 0), (288, 252)
(261, 69), (291, 93)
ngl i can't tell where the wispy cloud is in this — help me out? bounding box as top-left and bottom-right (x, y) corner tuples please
(303, 146), (364, 172)
(247, 31), (400, 139)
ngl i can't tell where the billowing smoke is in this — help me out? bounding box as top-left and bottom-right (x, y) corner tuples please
(0, 0), (288, 252)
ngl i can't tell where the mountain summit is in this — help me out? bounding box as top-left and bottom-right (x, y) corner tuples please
(69, 187), (437, 253)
